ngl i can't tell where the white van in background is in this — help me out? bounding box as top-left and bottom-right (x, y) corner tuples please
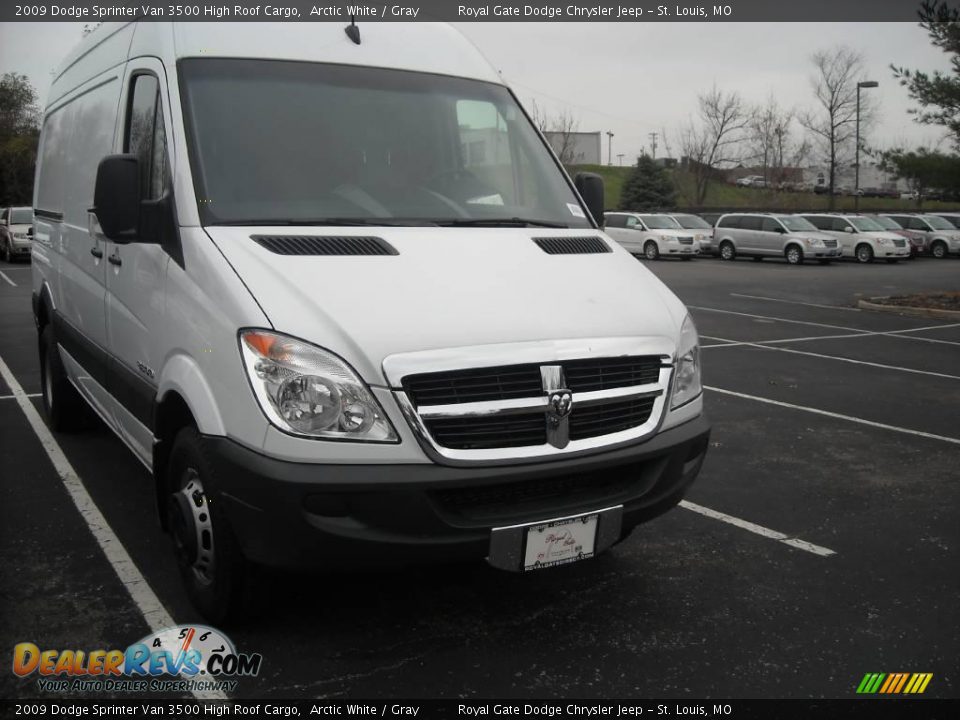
(801, 214), (911, 263)
(603, 212), (701, 260)
(32, 22), (709, 621)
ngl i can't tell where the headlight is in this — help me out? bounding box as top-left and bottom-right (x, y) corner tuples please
(877, 238), (891, 245)
(239, 329), (397, 442)
(671, 315), (701, 410)
(804, 237), (824, 246)
(666, 236), (680, 243)
(13, 232), (30, 241)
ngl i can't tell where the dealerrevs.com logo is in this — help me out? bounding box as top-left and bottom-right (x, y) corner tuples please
(12, 625), (262, 694)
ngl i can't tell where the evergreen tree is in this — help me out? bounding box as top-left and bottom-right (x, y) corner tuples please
(619, 156), (676, 211)
(893, 0), (960, 148)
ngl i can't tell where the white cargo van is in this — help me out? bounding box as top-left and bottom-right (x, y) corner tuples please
(32, 22), (709, 620)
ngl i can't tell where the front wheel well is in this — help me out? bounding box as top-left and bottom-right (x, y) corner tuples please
(153, 391), (197, 531)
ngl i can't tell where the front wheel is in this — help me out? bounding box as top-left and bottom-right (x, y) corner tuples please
(719, 241), (736, 261)
(167, 426), (249, 624)
(785, 246), (804, 265)
(931, 241), (948, 259)
(39, 324), (91, 432)
(1, 240), (10, 263)
(855, 244), (874, 264)
(644, 241), (660, 261)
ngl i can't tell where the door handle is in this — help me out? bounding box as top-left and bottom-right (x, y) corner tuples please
(90, 247), (103, 259)
(108, 253), (122, 267)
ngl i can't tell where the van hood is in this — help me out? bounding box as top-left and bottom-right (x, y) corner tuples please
(204, 227), (686, 385)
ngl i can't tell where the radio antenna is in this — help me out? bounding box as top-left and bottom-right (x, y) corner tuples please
(344, 16), (361, 45)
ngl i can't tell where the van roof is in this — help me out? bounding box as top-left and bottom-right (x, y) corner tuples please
(54, 21), (501, 90)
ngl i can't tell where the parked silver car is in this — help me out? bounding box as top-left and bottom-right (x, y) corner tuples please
(801, 214), (910, 263)
(604, 212), (700, 260)
(667, 213), (714, 256)
(713, 213), (840, 264)
(0, 206), (33, 262)
(882, 214), (960, 259)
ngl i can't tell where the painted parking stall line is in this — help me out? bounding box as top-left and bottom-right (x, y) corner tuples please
(0, 352), (226, 701)
(700, 334), (960, 382)
(0, 269), (17, 287)
(679, 501), (836, 557)
(705, 385), (960, 446)
(729, 292), (863, 312)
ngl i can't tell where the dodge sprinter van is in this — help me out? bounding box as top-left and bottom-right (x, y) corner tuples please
(32, 22), (709, 620)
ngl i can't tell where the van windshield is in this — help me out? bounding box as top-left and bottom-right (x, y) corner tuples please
(849, 217), (884, 232)
(10, 208), (33, 224)
(179, 59), (591, 228)
(672, 214), (711, 229)
(873, 216), (902, 230)
(639, 215), (682, 229)
(779, 216), (817, 232)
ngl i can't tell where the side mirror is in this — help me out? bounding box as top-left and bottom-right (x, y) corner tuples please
(92, 154), (141, 242)
(844, 226), (855, 233)
(574, 172), (604, 227)
(774, 226), (785, 234)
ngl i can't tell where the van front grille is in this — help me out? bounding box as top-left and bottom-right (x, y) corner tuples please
(678, 237), (694, 245)
(403, 356), (662, 407)
(893, 238), (906, 247)
(568, 397), (656, 440)
(823, 238), (838, 248)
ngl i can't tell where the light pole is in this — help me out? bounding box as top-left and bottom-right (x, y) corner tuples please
(606, 131), (614, 166)
(617, 153), (624, 166)
(855, 80), (878, 211)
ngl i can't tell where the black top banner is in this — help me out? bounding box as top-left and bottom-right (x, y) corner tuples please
(0, 0), (934, 23)
(0, 699), (958, 720)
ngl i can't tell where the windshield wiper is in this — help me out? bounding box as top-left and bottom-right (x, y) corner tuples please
(434, 217), (569, 228)
(209, 217), (439, 227)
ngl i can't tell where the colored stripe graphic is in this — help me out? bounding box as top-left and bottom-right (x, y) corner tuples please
(857, 672), (932, 694)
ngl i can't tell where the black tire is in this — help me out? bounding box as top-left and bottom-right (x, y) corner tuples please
(1, 239), (10, 263)
(855, 244), (874, 264)
(719, 241), (736, 261)
(931, 241), (948, 259)
(167, 426), (249, 624)
(39, 324), (91, 432)
(644, 241), (660, 261)
(785, 245), (804, 265)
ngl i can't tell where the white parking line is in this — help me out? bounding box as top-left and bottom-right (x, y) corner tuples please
(690, 305), (960, 347)
(730, 293), (863, 312)
(705, 385), (960, 446)
(0, 392), (41, 400)
(701, 334), (960, 381)
(0, 353), (226, 701)
(679, 501), (836, 557)
(0, 270), (17, 287)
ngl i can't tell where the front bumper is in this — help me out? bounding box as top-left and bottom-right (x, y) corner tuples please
(8, 241), (31, 258)
(202, 414), (711, 569)
(812, 248), (840, 258)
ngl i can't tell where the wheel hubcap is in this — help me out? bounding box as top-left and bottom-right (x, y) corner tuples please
(170, 468), (216, 585)
(788, 249), (799, 263)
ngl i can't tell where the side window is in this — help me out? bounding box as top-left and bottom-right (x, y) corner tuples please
(625, 216), (639, 228)
(740, 216), (762, 231)
(125, 74), (168, 200)
(829, 218), (847, 232)
(907, 218), (926, 230)
(605, 215), (625, 228)
(761, 217), (781, 233)
(718, 216), (740, 229)
(805, 216), (828, 230)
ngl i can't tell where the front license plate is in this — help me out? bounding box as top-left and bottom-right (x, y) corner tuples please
(523, 514), (598, 571)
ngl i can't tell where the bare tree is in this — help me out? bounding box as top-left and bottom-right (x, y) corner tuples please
(747, 96), (812, 187)
(799, 47), (877, 207)
(529, 100), (582, 165)
(678, 86), (748, 205)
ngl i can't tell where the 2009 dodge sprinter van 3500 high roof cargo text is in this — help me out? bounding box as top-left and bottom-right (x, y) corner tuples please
(31, 22), (709, 621)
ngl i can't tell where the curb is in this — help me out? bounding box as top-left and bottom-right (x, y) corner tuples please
(858, 297), (960, 320)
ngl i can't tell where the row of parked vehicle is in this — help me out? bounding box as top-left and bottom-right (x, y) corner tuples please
(603, 210), (960, 265)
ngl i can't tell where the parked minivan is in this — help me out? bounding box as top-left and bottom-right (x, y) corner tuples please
(801, 214), (910, 263)
(667, 213), (714, 256)
(882, 214), (960, 259)
(867, 214), (925, 257)
(0, 206), (34, 262)
(32, 22), (709, 620)
(713, 213), (840, 264)
(604, 212), (700, 260)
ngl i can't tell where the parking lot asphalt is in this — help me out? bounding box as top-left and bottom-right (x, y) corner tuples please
(0, 254), (958, 700)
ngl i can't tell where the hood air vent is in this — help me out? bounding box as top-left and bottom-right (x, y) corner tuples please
(252, 235), (398, 256)
(533, 236), (610, 255)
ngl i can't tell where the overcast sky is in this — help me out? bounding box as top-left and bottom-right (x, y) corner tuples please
(1, 21), (952, 163)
